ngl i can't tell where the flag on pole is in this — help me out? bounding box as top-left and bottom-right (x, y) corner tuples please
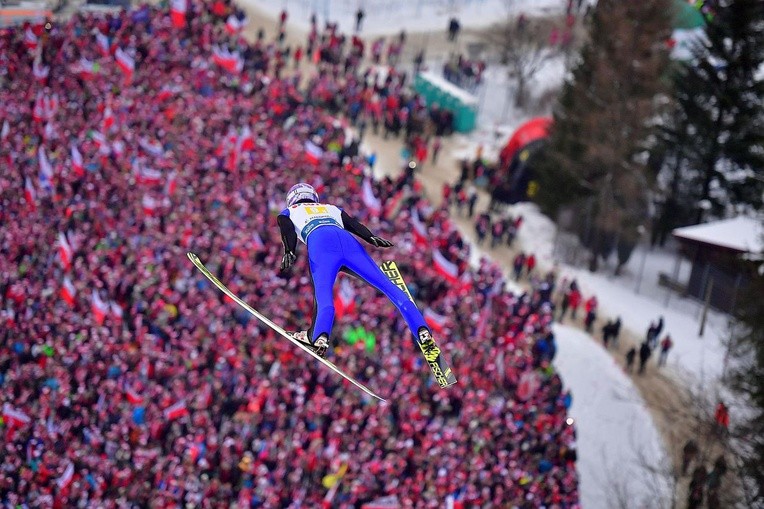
(110, 301), (123, 321)
(170, 0), (187, 28)
(125, 387), (144, 405)
(24, 177), (37, 211)
(165, 171), (177, 196)
(432, 249), (459, 283)
(411, 210), (428, 247)
(58, 232), (73, 270)
(142, 195), (158, 216)
(424, 307), (448, 333)
(115, 48), (135, 82)
(61, 276), (76, 306)
(163, 400), (188, 421)
(1, 120), (9, 140)
(361, 178), (382, 217)
(56, 462), (74, 490)
(32, 59), (49, 82)
(71, 145), (84, 176)
(2, 404), (31, 428)
(71, 57), (97, 80)
(305, 140), (323, 165)
(211, 46), (243, 74)
(239, 126), (255, 151)
(95, 32), (111, 57)
(24, 27), (38, 50)
(103, 106), (114, 131)
(91, 291), (109, 325)
(225, 14), (246, 34)
(334, 278), (356, 319)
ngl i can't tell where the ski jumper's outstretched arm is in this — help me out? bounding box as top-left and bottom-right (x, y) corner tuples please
(341, 210), (393, 248)
(277, 214), (298, 270)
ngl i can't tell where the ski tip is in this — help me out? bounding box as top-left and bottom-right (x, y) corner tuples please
(187, 252), (197, 262)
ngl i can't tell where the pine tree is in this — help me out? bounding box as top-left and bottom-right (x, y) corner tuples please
(726, 255), (764, 506)
(652, 0), (764, 232)
(535, 0), (673, 272)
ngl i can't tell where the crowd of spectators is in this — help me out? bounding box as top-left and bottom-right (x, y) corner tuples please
(0, 2), (579, 507)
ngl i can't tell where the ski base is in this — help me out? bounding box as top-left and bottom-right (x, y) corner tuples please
(380, 261), (457, 389)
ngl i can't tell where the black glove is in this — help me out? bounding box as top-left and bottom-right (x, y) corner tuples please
(369, 236), (394, 248)
(280, 251), (296, 271)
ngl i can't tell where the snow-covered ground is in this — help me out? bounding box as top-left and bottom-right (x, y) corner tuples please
(554, 325), (671, 509)
(248, 0), (569, 36)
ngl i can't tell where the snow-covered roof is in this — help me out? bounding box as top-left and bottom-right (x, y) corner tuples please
(417, 71), (478, 106)
(673, 216), (764, 253)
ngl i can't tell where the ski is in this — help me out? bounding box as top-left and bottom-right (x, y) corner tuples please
(187, 252), (386, 402)
(379, 260), (457, 389)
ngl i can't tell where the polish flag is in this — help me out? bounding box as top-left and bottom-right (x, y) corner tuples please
(61, 276), (76, 306)
(157, 84), (181, 101)
(361, 178), (382, 217)
(445, 494), (465, 509)
(164, 400), (189, 421)
(211, 46), (243, 74)
(142, 195), (158, 216)
(91, 291), (109, 325)
(305, 141), (323, 165)
(1, 120), (9, 140)
(125, 387), (144, 405)
(115, 48), (135, 82)
(225, 14), (245, 34)
(91, 131), (109, 154)
(139, 138), (163, 156)
(2, 404), (31, 428)
(411, 211), (428, 247)
(170, 0), (187, 28)
(24, 177), (37, 211)
(239, 126), (255, 151)
(334, 278), (356, 319)
(32, 93), (46, 123)
(137, 167), (162, 185)
(71, 57), (97, 80)
(24, 28), (38, 49)
(32, 59), (49, 82)
(110, 301), (123, 324)
(424, 307), (448, 333)
(58, 232), (73, 270)
(56, 463), (75, 490)
(432, 249), (459, 283)
(103, 107), (115, 131)
(38, 146), (53, 179)
(71, 145), (84, 176)
(96, 32), (111, 57)
(165, 171), (177, 196)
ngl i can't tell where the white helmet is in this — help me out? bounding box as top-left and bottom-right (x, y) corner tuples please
(286, 183), (319, 207)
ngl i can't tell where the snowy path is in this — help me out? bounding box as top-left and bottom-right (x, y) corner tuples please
(554, 325), (672, 509)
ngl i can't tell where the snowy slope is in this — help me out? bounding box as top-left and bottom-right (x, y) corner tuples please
(553, 325), (671, 509)
(244, 0), (569, 36)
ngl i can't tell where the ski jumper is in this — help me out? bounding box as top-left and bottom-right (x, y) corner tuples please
(277, 202), (427, 341)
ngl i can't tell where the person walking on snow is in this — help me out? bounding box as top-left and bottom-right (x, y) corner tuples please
(277, 183), (433, 358)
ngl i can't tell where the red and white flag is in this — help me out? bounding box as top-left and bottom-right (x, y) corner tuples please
(71, 145), (84, 176)
(305, 140), (323, 165)
(58, 232), (73, 270)
(115, 48), (135, 82)
(139, 138), (163, 156)
(445, 494), (464, 509)
(95, 32), (111, 57)
(2, 404), (31, 428)
(164, 400), (189, 421)
(103, 106), (115, 131)
(24, 28), (38, 50)
(170, 0), (187, 28)
(361, 178), (382, 217)
(334, 278), (356, 319)
(71, 57), (96, 80)
(56, 463), (75, 490)
(61, 276), (76, 306)
(24, 177), (37, 211)
(1, 120), (9, 140)
(165, 171), (177, 196)
(125, 387), (144, 405)
(32, 59), (49, 82)
(142, 195), (158, 216)
(225, 14), (245, 34)
(157, 83), (181, 101)
(91, 131), (110, 154)
(432, 249), (459, 283)
(136, 166), (162, 185)
(239, 126), (255, 151)
(91, 291), (109, 325)
(211, 46), (243, 74)
(424, 307), (448, 333)
(411, 211), (428, 247)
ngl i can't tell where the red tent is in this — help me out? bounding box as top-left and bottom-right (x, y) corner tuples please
(500, 117), (552, 168)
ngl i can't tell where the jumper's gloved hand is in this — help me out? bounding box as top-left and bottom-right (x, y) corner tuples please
(281, 251), (296, 271)
(369, 236), (394, 248)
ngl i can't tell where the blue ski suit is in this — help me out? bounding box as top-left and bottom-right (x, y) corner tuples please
(277, 202), (427, 342)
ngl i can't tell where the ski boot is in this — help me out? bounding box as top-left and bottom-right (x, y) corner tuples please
(289, 331), (330, 358)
